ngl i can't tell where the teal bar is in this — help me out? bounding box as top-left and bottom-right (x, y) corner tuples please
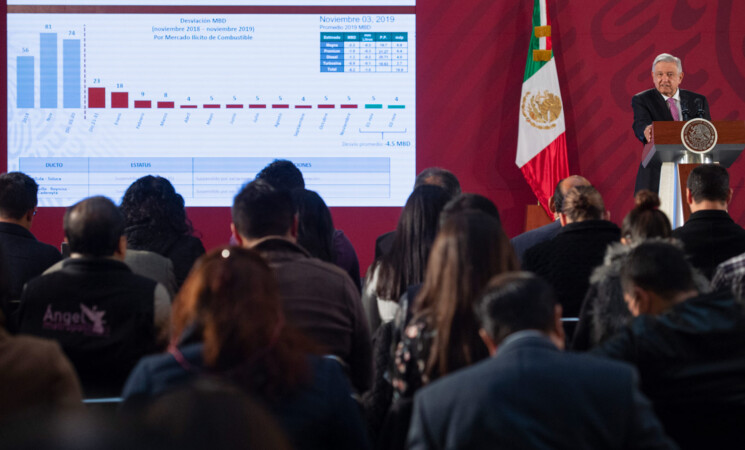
(388, 105), (405, 109)
(365, 104), (383, 109)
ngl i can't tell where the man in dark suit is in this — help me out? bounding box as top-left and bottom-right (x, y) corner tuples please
(511, 175), (590, 262)
(0, 172), (61, 322)
(671, 164), (745, 279)
(407, 272), (675, 450)
(632, 53), (711, 193)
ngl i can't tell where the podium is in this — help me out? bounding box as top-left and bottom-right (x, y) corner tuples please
(642, 120), (745, 227)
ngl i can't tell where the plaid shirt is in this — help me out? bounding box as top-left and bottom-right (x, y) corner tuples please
(711, 252), (745, 301)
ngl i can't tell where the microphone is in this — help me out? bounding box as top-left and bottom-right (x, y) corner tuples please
(681, 100), (690, 121)
(694, 98), (705, 118)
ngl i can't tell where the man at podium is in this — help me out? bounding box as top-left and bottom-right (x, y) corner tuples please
(632, 53), (711, 193)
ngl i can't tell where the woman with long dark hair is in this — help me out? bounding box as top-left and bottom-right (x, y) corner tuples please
(292, 189), (361, 290)
(122, 247), (370, 450)
(362, 185), (451, 332)
(120, 176), (205, 287)
(391, 211), (519, 399)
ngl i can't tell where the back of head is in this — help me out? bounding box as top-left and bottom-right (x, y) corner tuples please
(562, 185), (604, 222)
(553, 175), (591, 215)
(0, 172), (38, 220)
(145, 380), (291, 450)
(255, 159), (305, 191)
(63, 196), (124, 257)
(377, 184), (451, 300)
(291, 189), (335, 262)
(172, 247), (311, 393)
(416, 211), (518, 376)
(620, 240), (695, 298)
(232, 180), (294, 240)
(476, 272), (557, 345)
(621, 190), (671, 243)
(414, 167), (461, 198)
(120, 175), (189, 236)
(687, 164), (729, 203)
(439, 193), (500, 225)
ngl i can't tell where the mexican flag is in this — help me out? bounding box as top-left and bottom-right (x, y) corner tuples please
(515, 0), (569, 217)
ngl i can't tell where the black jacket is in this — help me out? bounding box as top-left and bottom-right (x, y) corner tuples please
(17, 258), (157, 397)
(0, 222), (61, 320)
(522, 220), (621, 317)
(631, 88), (710, 193)
(672, 209), (745, 280)
(595, 290), (745, 449)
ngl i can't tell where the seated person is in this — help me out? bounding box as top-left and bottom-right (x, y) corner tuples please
(17, 196), (170, 397)
(672, 164), (745, 279)
(231, 180), (371, 392)
(123, 247), (371, 450)
(595, 240), (745, 449)
(408, 272), (675, 450)
(0, 172), (61, 322)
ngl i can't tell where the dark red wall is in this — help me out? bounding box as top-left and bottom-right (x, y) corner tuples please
(14, 0), (745, 276)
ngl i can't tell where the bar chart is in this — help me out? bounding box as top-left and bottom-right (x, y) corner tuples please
(6, 13), (416, 206)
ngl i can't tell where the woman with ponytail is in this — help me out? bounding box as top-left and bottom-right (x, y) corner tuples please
(572, 190), (708, 350)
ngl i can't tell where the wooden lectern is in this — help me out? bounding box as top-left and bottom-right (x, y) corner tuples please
(642, 120), (745, 226)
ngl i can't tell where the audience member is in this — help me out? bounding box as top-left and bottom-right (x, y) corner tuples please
(511, 175), (591, 262)
(407, 272), (676, 450)
(45, 249), (178, 299)
(292, 188), (361, 291)
(142, 380), (291, 450)
(256, 159), (305, 190)
(572, 190), (679, 350)
(123, 247), (371, 450)
(595, 240), (745, 449)
(17, 196), (170, 397)
(392, 211), (518, 399)
(437, 192), (500, 225)
(121, 175), (205, 287)
(672, 164), (745, 279)
(374, 167), (460, 260)
(0, 172), (61, 320)
(362, 185), (450, 333)
(257, 159), (362, 291)
(0, 248), (82, 422)
(231, 180), (372, 392)
(522, 185), (620, 317)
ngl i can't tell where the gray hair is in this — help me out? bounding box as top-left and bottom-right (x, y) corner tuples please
(652, 53), (683, 73)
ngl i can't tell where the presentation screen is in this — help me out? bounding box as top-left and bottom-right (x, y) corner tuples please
(5, 1), (416, 206)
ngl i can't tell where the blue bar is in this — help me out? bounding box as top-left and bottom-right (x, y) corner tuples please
(40, 33), (58, 108)
(16, 56), (35, 108)
(89, 157), (193, 172)
(63, 39), (80, 108)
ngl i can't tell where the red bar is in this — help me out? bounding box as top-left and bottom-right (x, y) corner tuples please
(248, 104), (266, 109)
(295, 105), (312, 109)
(111, 92), (128, 108)
(88, 87), (106, 108)
(272, 104), (289, 109)
(318, 104), (335, 109)
(203, 104), (221, 108)
(180, 105), (198, 109)
(226, 104), (244, 109)
(341, 104), (358, 109)
(158, 101), (175, 108)
(134, 100), (151, 108)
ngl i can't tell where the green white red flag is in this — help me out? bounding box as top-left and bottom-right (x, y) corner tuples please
(515, 0), (569, 217)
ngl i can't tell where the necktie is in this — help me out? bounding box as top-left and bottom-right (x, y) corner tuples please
(667, 97), (680, 121)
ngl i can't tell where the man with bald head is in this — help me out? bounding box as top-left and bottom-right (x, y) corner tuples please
(632, 53), (711, 193)
(511, 175), (591, 262)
